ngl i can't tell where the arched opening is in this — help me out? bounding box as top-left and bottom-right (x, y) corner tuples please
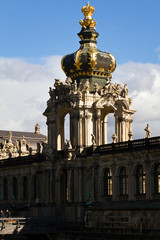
(101, 103), (115, 145)
(104, 168), (112, 196)
(119, 167), (128, 195)
(107, 113), (115, 143)
(64, 113), (70, 142)
(3, 178), (8, 200)
(154, 164), (160, 194)
(22, 176), (28, 200)
(136, 165), (146, 195)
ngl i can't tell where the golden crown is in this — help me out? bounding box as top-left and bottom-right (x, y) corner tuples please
(80, 2), (96, 29)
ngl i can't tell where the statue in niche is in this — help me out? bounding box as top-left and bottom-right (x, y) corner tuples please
(144, 124), (151, 138)
(65, 139), (72, 150)
(91, 134), (96, 145)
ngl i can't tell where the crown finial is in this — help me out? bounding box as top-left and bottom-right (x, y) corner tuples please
(79, 2), (96, 29)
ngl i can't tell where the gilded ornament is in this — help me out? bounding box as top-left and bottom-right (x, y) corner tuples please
(79, 2), (96, 29)
(99, 68), (104, 71)
(74, 50), (82, 70)
(88, 48), (97, 70)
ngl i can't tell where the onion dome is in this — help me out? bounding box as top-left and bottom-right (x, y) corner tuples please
(61, 2), (116, 87)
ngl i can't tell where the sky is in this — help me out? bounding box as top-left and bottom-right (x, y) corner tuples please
(0, 0), (160, 141)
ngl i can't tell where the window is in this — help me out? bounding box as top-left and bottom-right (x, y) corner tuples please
(154, 164), (160, 194)
(119, 167), (128, 195)
(136, 165), (146, 195)
(3, 178), (8, 200)
(104, 168), (112, 196)
(13, 177), (18, 200)
(22, 177), (28, 200)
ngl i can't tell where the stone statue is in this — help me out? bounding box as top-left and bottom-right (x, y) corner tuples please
(42, 142), (54, 160)
(112, 134), (117, 143)
(85, 79), (90, 92)
(144, 124), (151, 138)
(65, 139), (72, 150)
(121, 84), (128, 98)
(91, 134), (96, 145)
(35, 123), (40, 134)
(65, 77), (72, 85)
(49, 87), (55, 100)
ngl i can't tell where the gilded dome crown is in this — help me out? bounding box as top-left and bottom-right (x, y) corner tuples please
(61, 2), (116, 87)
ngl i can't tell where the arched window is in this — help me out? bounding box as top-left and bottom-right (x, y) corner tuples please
(22, 177), (28, 200)
(3, 178), (8, 200)
(13, 177), (18, 200)
(136, 165), (146, 195)
(154, 164), (160, 194)
(119, 167), (128, 195)
(104, 168), (112, 196)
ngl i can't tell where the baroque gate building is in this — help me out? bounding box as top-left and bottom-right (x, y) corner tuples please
(0, 2), (160, 235)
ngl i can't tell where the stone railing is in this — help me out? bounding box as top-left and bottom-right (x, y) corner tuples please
(95, 136), (160, 154)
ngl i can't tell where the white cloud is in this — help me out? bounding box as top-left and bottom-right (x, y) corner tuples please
(0, 57), (160, 140)
(0, 56), (65, 135)
(114, 62), (160, 139)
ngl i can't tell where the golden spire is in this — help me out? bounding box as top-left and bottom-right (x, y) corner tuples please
(79, 2), (96, 29)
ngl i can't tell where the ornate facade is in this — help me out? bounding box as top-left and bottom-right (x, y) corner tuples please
(0, 2), (160, 236)
(0, 124), (46, 159)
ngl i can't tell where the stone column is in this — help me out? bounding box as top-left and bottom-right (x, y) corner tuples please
(112, 164), (116, 201)
(47, 118), (57, 149)
(84, 111), (91, 147)
(74, 167), (78, 203)
(78, 167), (83, 203)
(67, 167), (73, 203)
(78, 111), (84, 150)
(120, 118), (125, 142)
(103, 116), (108, 145)
(57, 116), (64, 150)
(145, 161), (151, 200)
(27, 173), (31, 204)
(128, 163), (134, 201)
(49, 170), (54, 203)
(95, 110), (101, 146)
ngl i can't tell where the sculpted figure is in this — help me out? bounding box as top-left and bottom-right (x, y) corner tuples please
(65, 139), (72, 150)
(49, 87), (55, 100)
(91, 134), (96, 145)
(42, 142), (54, 160)
(121, 84), (128, 98)
(144, 124), (151, 138)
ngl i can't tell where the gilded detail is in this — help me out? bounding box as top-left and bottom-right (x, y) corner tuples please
(88, 48), (97, 70)
(74, 50), (82, 70)
(79, 2), (96, 29)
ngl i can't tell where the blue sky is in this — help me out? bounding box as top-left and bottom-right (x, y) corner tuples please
(0, 0), (160, 64)
(0, 0), (160, 141)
